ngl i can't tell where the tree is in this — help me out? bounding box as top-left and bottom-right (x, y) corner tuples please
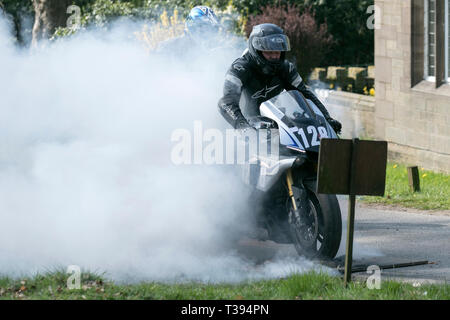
(31, 0), (71, 45)
(242, 0), (374, 66)
(310, 0), (374, 66)
(0, 0), (33, 45)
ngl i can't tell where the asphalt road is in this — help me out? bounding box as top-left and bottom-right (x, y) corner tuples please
(336, 196), (450, 284)
(237, 196), (450, 284)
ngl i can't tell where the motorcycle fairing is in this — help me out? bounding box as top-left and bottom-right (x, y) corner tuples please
(260, 90), (338, 154)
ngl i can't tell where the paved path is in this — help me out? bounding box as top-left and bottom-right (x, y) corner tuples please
(337, 197), (450, 284)
(237, 196), (450, 284)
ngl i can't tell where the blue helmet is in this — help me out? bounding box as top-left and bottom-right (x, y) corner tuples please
(185, 6), (220, 41)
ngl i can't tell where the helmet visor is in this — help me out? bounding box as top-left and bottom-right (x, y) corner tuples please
(251, 34), (291, 52)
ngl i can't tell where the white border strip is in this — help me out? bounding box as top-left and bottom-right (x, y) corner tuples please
(424, 0), (429, 80)
(446, 0), (450, 82)
(424, 0), (437, 82)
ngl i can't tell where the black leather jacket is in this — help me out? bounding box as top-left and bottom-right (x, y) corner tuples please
(218, 51), (331, 129)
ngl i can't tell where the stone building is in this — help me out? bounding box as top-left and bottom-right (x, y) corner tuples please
(324, 0), (450, 173)
(374, 0), (450, 173)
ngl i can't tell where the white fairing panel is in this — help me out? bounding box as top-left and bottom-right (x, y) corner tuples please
(240, 156), (296, 191)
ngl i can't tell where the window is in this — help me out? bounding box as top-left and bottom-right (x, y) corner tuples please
(424, 0), (450, 83)
(413, 1), (450, 87)
(447, 0), (450, 81)
(425, 0), (436, 81)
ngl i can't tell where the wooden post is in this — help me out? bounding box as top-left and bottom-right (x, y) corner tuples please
(344, 194), (356, 286)
(407, 166), (421, 192)
(344, 138), (359, 286)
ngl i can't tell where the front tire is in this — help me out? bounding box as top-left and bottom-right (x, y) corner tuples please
(288, 179), (342, 260)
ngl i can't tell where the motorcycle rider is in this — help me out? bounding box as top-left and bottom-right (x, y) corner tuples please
(157, 5), (222, 55)
(218, 23), (342, 242)
(218, 23), (341, 133)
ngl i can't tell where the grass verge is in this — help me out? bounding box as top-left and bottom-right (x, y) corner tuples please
(360, 163), (450, 211)
(1, 270), (449, 300)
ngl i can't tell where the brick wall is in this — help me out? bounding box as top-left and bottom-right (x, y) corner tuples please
(375, 0), (450, 173)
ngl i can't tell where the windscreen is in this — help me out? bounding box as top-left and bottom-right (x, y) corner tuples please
(267, 90), (316, 122)
(261, 90), (338, 152)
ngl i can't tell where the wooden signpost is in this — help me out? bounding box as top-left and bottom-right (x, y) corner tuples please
(407, 166), (421, 192)
(317, 138), (388, 286)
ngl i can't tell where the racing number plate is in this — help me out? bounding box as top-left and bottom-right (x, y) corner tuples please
(289, 125), (328, 149)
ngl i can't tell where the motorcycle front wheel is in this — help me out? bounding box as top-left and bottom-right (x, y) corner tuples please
(288, 179), (342, 260)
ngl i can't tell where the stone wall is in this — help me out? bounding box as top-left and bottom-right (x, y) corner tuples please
(309, 66), (375, 94)
(320, 90), (375, 139)
(374, 0), (450, 173)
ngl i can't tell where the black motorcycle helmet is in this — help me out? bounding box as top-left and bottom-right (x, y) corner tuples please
(248, 23), (291, 75)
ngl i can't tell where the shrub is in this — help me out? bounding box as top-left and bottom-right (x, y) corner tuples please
(245, 4), (333, 80)
(134, 9), (184, 53)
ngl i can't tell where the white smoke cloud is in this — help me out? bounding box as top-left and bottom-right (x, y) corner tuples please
(0, 16), (336, 283)
(336, 196), (384, 260)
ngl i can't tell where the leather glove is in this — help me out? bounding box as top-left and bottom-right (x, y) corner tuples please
(235, 118), (257, 139)
(235, 117), (251, 130)
(238, 126), (258, 137)
(327, 118), (342, 135)
(258, 119), (278, 129)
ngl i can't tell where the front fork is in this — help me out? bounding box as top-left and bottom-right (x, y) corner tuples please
(286, 168), (311, 223)
(286, 168), (297, 211)
(286, 168), (318, 248)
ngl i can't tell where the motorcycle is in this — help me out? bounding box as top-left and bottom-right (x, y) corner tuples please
(239, 90), (342, 260)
